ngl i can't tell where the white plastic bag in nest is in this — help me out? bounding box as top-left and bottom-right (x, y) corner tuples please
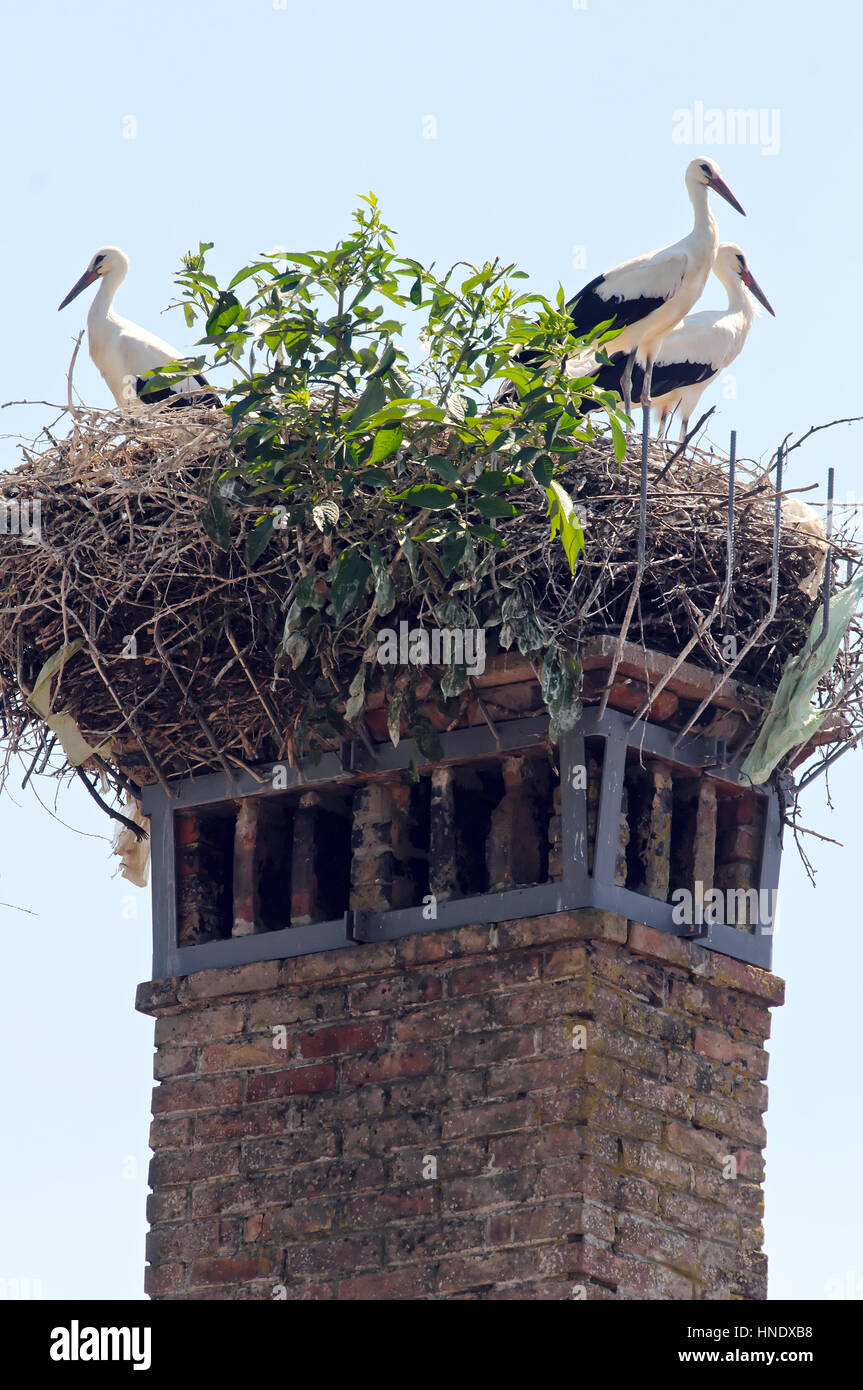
(112, 796), (150, 887)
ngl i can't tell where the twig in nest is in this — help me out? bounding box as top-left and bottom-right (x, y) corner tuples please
(74, 765), (149, 840)
(66, 331), (85, 417)
(655, 407), (716, 482)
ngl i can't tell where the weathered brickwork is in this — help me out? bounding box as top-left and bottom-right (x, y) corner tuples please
(137, 909), (783, 1301)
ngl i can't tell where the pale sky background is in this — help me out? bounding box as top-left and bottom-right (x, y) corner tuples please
(0, 0), (861, 1301)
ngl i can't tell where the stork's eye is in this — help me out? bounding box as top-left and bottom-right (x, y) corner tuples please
(93, 255), (105, 269)
(700, 162), (712, 175)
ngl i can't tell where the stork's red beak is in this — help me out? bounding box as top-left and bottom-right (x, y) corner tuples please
(708, 173), (746, 216)
(58, 267), (99, 311)
(741, 267), (776, 317)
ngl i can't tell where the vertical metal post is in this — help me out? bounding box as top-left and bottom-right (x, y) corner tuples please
(724, 430), (736, 612)
(813, 466), (834, 651)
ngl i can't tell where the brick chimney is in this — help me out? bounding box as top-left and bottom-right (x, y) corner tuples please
(136, 648), (785, 1300)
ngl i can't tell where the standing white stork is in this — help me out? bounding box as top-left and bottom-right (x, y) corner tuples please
(564, 158), (746, 416)
(587, 243), (775, 438)
(58, 247), (219, 410)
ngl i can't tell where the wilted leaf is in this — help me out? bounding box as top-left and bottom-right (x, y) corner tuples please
(440, 663), (468, 698)
(387, 689), (404, 748)
(312, 500), (340, 532)
(541, 645), (582, 741)
(345, 665), (367, 721)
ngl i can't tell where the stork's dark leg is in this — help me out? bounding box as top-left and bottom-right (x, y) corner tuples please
(640, 356), (655, 440)
(619, 348), (637, 426)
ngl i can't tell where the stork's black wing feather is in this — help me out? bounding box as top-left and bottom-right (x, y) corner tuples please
(585, 355), (716, 398)
(566, 274), (667, 337)
(136, 373), (221, 409)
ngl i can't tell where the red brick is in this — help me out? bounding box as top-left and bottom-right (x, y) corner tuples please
(349, 974), (442, 1013)
(144, 1262), (185, 1295)
(153, 1076), (242, 1114)
(190, 1254), (275, 1286)
(179, 960), (281, 1002)
(342, 1046), (437, 1086)
(246, 1063), (337, 1102)
(155, 1005), (244, 1045)
(297, 1021), (385, 1058)
(339, 1268), (433, 1299)
(447, 953), (541, 998)
(199, 1037), (285, 1073)
(150, 1145), (240, 1187)
(442, 1098), (536, 1142)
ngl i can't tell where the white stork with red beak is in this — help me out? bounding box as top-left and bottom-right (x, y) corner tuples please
(565, 158), (747, 414)
(587, 243), (775, 437)
(58, 247), (219, 410)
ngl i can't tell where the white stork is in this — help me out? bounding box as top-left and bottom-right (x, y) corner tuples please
(58, 247), (219, 410)
(588, 243), (775, 438)
(564, 157), (746, 415)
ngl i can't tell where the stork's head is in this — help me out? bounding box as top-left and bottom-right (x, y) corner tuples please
(58, 246), (130, 310)
(714, 242), (775, 316)
(686, 157), (746, 216)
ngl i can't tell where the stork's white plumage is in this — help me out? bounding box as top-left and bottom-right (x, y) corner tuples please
(58, 247), (219, 410)
(565, 158), (746, 412)
(626, 243), (775, 439)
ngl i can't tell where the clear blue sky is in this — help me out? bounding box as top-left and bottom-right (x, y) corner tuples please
(0, 0), (860, 1301)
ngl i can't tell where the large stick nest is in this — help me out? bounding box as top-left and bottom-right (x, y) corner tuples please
(0, 407), (861, 795)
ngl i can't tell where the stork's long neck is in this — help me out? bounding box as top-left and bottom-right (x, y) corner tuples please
(716, 269), (756, 324)
(688, 181), (718, 255)
(88, 265), (126, 327)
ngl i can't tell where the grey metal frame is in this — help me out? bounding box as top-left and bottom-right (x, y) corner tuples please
(142, 709), (780, 979)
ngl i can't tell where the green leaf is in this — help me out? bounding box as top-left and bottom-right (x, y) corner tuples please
(370, 424), (403, 463)
(468, 523), (507, 546)
(530, 454), (554, 487)
(545, 479), (585, 574)
(347, 376), (386, 429)
(368, 342), (397, 378)
(393, 484), (458, 509)
(361, 467), (391, 487)
(474, 495), (519, 519)
(609, 412), (628, 463)
(206, 292), (243, 337)
(473, 470), (524, 495)
(245, 513), (274, 566)
(330, 548), (371, 623)
(228, 263), (267, 290)
(370, 544), (395, 617)
(440, 529), (469, 577)
(409, 277), (423, 306)
(402, 536), (420, 580)
(428, 456), (458, 483)
(200, 494), (231, 550)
